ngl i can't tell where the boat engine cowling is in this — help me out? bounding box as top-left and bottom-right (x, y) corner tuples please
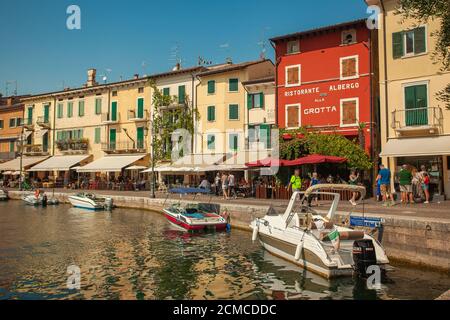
(104, 198), (114, 211)
(352, 239), (377, 277)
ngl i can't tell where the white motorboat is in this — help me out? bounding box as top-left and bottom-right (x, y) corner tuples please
(250, 184), (389, 279)
(164, 203), (227, 232)
(22, 193), (59, 206)
(68, 193), (114, 211)
(0, 189), (8, 201)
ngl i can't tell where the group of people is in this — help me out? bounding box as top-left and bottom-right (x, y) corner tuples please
(377, 164), (431, 206)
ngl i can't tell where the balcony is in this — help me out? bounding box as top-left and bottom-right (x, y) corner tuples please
(23, 144), (49, 156)
(391, 107), (443, 135)
(101, 112), (120, 124)
(22, 119), (35, 131)
(101, 141), (146, 154)
(36, 116), (51, 128)
(127, 109), (148, 122)
(56, 139), (89, 155)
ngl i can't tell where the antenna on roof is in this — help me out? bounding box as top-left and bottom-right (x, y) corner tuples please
(258, 26), (271, 60)
(198, 56), (213, 66)
(169, 42), (184, 70)
(100, 68), (112, 84)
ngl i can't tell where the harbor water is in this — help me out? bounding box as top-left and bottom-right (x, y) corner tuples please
(0, 201), (448, 300)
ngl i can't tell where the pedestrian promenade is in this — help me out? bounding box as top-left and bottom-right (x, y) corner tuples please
(11, 187), (450, 221)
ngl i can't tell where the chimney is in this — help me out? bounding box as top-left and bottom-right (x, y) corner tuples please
(226, 57), (233, 64)
(86, 69), (98, 87)
(6, 98), (13, 106)
(172, 62), (181, 71)
(134, 74), (139, 80)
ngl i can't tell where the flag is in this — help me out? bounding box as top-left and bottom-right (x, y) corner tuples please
(328, 229), (340, 250)
(314, 220), (325, 230)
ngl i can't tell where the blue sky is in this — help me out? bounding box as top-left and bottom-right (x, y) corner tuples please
(0, 0), (368, 95)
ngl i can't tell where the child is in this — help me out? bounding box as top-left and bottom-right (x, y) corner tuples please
(422, 173), (430, 204)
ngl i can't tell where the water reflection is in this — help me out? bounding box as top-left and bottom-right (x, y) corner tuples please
(0, 201), (448, 300)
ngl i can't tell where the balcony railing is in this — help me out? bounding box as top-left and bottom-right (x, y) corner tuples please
(127, 109), (148, 122)
(22, 118), (35, 130)
(101, 141), (146, 154)
(23, 144), (49, 156)
(391, 107), (443, 133)
(56, 139), (89, 154)
(36, 116), (51, 128)
(101, 112), (119, 124)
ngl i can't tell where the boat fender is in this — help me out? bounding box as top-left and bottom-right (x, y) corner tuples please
(252, 220), (259, 242)
(294, 241), (304, 261)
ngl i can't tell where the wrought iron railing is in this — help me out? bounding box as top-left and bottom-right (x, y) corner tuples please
(391, 107), (443, 130)
(101, 141), (146, 153)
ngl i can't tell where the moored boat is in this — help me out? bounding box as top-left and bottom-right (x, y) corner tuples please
(22, 194), (59, 206)
(68, 193), (114, 211)
(250, 184), (390, 279)
(164, 204), (227, 232)
(0, 189), (9, 201)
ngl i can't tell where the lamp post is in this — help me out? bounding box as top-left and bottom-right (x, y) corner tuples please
(150, 112), (156, 199)
(16, 128), (25, 191)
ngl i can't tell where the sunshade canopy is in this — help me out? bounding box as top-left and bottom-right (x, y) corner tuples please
(284, 154), (347, 166)
(380, 136), (450, 157)
(27, 155), (92, 172)
(0, 156), (49, 171)
(77, 155), (146, 173)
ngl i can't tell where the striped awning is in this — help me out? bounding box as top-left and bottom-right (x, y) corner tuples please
(27, 155), (92, 172)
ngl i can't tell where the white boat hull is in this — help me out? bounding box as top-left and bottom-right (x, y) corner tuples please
(68, 196), (105, 210)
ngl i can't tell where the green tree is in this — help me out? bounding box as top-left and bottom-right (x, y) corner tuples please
(396, 0), (450, 108)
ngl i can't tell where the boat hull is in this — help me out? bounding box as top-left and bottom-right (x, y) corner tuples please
(164, 210), (227, 232)
(68, 196), (104, 211)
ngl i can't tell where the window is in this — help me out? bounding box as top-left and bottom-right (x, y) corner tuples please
(163, 88), (170, 97)
(138, 87), (144, 94)
(178, 85), (186, 104)
(9, 141), (15, 153)
(17, 118), (23, 126)
(27, 107), (33, 124)
(285, 104), (300, 129)
(137, 127), (144, 149)
(111, 102), (118, 121)
(340, 98), (359, 127)
(341, 29), (356, 45)
(9, 118), (16, 128)
(207, 80), (215, 94)
(78, 101), (85, 117)
(57, 103), (64, 118)
(393, 26), (426, 59)
(229, 133), (239, 151)
(247, 93), (264, 109)
(95, 98), (102, 115)
(112, 91), (118, 97)
(137, 98), (144, 118)
(207, 134), (215, 150)
(94, 127), (101, 144)
(287, 40), (300, 54)
(285, 65), (301, 87)
(404, 83), (428, 126)
(207, 106), (216, 122)
(0, 119), (3, 129)
(56, 129), (84, 141)
(248, 124), (271, 149)
(67, 102), (73, 118)
(340, 55), (359, 80)
(229, 78), (239, 92)
(228, 104), (239, 120)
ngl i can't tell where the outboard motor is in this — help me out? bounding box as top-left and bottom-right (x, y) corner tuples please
(104, 198), (114, 211)
(42, 195), (48, 207)
(352, 239), (377, 277)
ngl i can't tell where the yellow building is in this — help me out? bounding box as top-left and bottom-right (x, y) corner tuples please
(367, 0), (450, 199)
(197, 59), (274, 157)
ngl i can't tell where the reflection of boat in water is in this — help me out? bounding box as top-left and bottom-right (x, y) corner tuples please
(0, 189), (8, 201)
(68, 193), (114, 211)
(251, 184), (389, 279)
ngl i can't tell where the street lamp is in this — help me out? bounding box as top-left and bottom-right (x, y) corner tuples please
(150, 113), (156, 199)
(16, 128), (25, 191)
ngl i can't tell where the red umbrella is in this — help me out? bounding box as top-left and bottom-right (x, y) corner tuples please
(284, 154), (347, 167)
(246, 157), (287, 168)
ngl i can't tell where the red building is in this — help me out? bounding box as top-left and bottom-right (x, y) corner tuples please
(271, 19), (379, 158)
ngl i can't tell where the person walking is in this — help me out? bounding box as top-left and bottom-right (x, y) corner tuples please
(377, 164), (395, 206)
(348, 170), (360, 206)
(308, 172), (320, 206)
(221, 172), (229, 200)
(214, 173), (221, 196)
(288, 169), (302, 193)
(228, 172), (236, 199)
(399, 164), (414, 204)
(420, 165), (431, 204)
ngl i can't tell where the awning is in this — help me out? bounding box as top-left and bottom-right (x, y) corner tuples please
(77, 155), (146, 173)
(284, 154), (347, 166)
(143, 153), (230, 174)
(125, 165), (147, 171)
(380, 136), (450, 157)
(27, 155), (92, 172)
(0, 156), (49, 171)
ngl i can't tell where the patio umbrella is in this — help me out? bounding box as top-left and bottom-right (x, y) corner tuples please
(245, 157), (287, 168)
(283, 154), (347, 166)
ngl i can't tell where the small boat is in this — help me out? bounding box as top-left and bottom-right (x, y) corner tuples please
(0, 189), (8, 201)
(68, 193), (114, 211)
(164, 203), (227, 232)
(22, 194), (59, 206)
(250, 184), (389, 279)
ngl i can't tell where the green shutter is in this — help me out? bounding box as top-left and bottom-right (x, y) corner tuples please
(94, 128), (101, 144)
(207, 106), (215, 122)
(247, 93), (253, 109)
(259, 93), (265, 108)
(207, 81), (215, 94)
(137, 98), (144, 118)
(95, 98), (102, 115)
(229, 78), (238, 92)
(27, 107), (33, 124)
(178, 85), (186, 104)
(44, 105), (50, 122)
(405, 85), (428, 126)
(67, 102), (73, 118)
(137, 127), (144, 149)
(57, 104), (63, 118)
(9, 141), (15, 153)
(414, 27), (426, 54)
(78, 101), (85, 117)
(163, 88), (170, 96)
(260, 124), (271, 149)
(111, 102), (117, 121)
(393, 32), (404, 59)
(229, 104), (239, 120)
(109, 129), (116, 149)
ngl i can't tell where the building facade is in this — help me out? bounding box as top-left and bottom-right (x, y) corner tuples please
(271, 20), (379, 158)
(367, 0), (450, 199)
(196, 60), (275, 157)
(0, 96), (24, 162)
